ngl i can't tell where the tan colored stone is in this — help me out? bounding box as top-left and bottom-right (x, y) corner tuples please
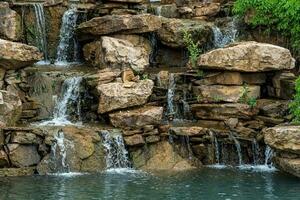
(194, 3), (220, 17)
(264, 126), (300, 155)
(0, 167), (35, 177)
(97, 79), (154, 113)
(8, 144), (41, 167)
(241, 73), (266, 84)
(0, 90), (22, 126)
(193, 85), (260, 103)
(274, 157), (300, 178)
(0, 39), (43, 70)
(198, 41), (295, 72)
(191, 103), (258, 120)
(77, 14), (162, 38)
(157, 18), (212, 48)
(109, 106), (163, 128)
(124, 134), (145, 146)
(11, 132), (39, 144)
(83, 36), (149, 72)
(169, 126), (207, 136)
(194, 72), (243, 85)
(0, 2), (21, 41)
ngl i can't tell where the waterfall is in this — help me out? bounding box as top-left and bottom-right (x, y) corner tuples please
(101, 130), (131, 170)
(182, 91), (191, 119)
(230, 134), (243, 166)
(212, 18), (238, 48)
(252, 139), (260, 165)
(51, 130), (74, 173)
(155, 6), (162, 16)
(167, 73), (176, 120)
(264, 146), (274, 166)
(180, 136), (193, 160)
(38, 76), (82, 126)
(209, 131), (220, 165)
(149, 32), (158, 65)
(33, 3), (48, 64)
(55, 8), (79, 65)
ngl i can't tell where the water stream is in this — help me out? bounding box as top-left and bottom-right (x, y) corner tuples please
(167, 73), (176, 119)
(230, 134), (243, 166)
(252, 139), (260, 165)
(101, 130), (131, 171)
(51, 130), (74, 173)
(33, 3), (48, 64)
(55, 8), (79, 65)
(212, 18), (238, 48)
(38, 76), (82, 126)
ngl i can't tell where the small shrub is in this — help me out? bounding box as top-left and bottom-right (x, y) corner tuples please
(289, 76), (300, 123)
(183, 30), (201, 68)
(239, 83), (257, 108)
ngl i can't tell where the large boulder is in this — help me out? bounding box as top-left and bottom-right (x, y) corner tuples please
(0, 90), (22, 126)
(130, 141), (198, 170)
(97, 79), (154, 113)
(191, 103), (258, 120)
(77, 14), (162, 39)
(83, 36), (149, 72)
(198, 41), (295, 72)
(157, 18), (212, 48)
(193, 85), (260, 103)
(274, 157), (300, 178)
(194, 3), (221, 18)
(0, 2), (21, 41)
(264, 126), (300, 155)
(109, 106), (163, 128)
(8, 144), (41, 167)
(0, 39), (43, 70)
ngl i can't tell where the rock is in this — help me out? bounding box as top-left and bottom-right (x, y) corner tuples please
(193, 85), (260, 103)
(154, 4), (178, 18)
(156, 70), (169, 88)
(241, 73), (266, 84)
(77, 14), (162, 39)
(10, 132), (40, 144)
(109, 106), (163, 128)
(124, 134), (145, 146)
(264, 126), (300, 155)
(112, 34), (151, 54)
(274, 157), (300, 178)
(83, 36), (149, 72)
(8, 144), (41, 167)
(0, 150), (9, 167)
(0, 167), (36, 177)
(97, 79), (154, 113)
(0, 90), (22, 126)
(194, 72), (243, 85)
(0, 39), (43, 70)
(256, 99), (289, 118)
(198, 41), (295, 72)
(169, 126), (207, 136)
(191, 103), (258, 120)
(272, 72), (296, 99)
(145, 135), (160, 144)
(0, 2), (21, 41)
(86, 68), (121, 87)
(122, 68), (136, 83)
(157, 18), (212, 48)
(130, 141), (197, 170)
(194, 3), (220, 17)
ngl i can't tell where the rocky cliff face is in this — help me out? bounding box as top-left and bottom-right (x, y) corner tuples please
(0, 0), (298, 178)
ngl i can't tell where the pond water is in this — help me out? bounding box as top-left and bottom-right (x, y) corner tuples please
(0, 168), (299, 200)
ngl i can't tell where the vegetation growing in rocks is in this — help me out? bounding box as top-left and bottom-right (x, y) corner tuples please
(233, 0), (300, 51)
(289, 76), (300, 123)
(183, 30), (201, 68)
(239, 83), (257, 108)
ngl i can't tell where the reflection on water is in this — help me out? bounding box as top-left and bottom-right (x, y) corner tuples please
(0, 168), (299, 200)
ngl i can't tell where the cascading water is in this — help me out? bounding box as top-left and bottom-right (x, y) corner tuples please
(33, 3), (48, 63)
(209, 131), (220, 165)
(212, 18), (238, 48)
(101, 130), (131, 170)
(38, 76), (82, 126)
(180, 136), (193, 160)
(264, 146), (274, 166)
(182, 91), (191, 119)
(149, 33), (158, 66)
(55, 8), (79, 65)
(167, 73), (176, 120)
(252, 139), (260, 165)
(51, 130), (74, 173)
(230, 134), (243, 166)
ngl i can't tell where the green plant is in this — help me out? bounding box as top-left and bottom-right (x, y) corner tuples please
(289, 76), (300, 123)
(141, 74), (149, 80)
(183, 30), (201, 68)
(247, 97), (257, 108)
(233, 0), (300, 51)
(196, 70), (204, 79)
(239, 83), (257, 108)
(212, 95), (223, 102)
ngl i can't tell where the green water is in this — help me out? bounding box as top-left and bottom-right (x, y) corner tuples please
(0, 168), (299, 200)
